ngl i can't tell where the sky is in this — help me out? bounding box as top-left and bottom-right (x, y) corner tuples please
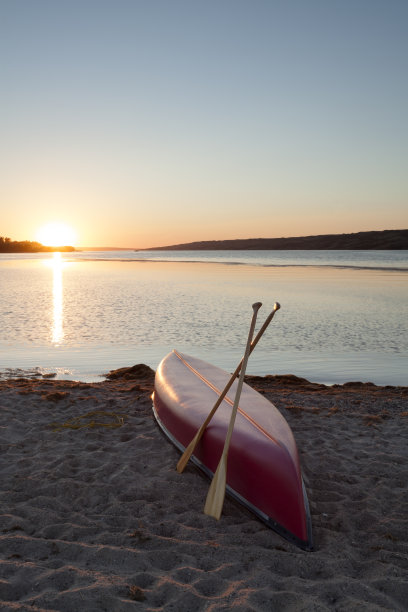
(1, 0), (407, 248)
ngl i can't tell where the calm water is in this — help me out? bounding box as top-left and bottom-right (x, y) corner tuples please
(1, 250), (407, 385)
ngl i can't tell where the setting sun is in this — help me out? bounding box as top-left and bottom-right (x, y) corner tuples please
(36, 223), (78, 247)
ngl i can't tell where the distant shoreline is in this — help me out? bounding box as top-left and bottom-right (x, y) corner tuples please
(0, 238), (75, 253)
(141, 229), (408, 251)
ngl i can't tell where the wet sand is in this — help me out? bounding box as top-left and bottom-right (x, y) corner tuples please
(1, 366), (407, 610)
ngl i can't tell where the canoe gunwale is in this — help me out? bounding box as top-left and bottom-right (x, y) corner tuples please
(152, 402), (314, 552)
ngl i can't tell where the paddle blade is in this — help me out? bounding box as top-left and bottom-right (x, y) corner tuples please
(203, 457), (227, 520)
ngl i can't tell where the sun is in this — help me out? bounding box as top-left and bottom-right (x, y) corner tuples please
(36, 222), (78, 247)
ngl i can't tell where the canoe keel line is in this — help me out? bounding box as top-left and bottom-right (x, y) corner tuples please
(152, 350), (313, 551)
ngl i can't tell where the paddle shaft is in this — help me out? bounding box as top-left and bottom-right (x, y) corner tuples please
(204, 302), (262, 519)
(176, 302), (280, 474)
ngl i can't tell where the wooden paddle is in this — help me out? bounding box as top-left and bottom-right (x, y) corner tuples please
(176, 301), (280, 474)
(203, 301), (262, 520)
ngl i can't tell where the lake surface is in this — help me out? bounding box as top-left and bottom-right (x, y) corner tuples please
(1, 250), (407, 385)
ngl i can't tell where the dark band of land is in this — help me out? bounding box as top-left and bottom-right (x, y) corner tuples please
(0, 237), (75, 253)
(143, 229), (408, 251)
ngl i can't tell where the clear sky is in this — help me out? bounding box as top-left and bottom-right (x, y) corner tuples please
(1, 0), (407, 248)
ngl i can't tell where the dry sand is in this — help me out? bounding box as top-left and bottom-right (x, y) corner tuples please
(0, 365), (407, 611)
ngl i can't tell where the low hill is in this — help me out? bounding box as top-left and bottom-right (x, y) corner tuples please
(143, 229), (408, 251)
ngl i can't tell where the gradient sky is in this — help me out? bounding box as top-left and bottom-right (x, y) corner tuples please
(1, 0), (407, 248)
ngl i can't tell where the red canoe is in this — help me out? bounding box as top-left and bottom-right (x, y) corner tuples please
(152, 350), (313, 551)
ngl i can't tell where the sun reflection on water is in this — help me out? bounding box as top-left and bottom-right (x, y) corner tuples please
(51, 252), (64, 344)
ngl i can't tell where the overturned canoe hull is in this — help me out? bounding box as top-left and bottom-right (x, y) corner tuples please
(153, 350), (313, 551)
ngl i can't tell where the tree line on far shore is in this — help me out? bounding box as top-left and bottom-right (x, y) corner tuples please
(0, 237), (75, 253)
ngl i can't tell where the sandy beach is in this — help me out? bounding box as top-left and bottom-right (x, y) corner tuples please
(1, 365), (407, 611)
